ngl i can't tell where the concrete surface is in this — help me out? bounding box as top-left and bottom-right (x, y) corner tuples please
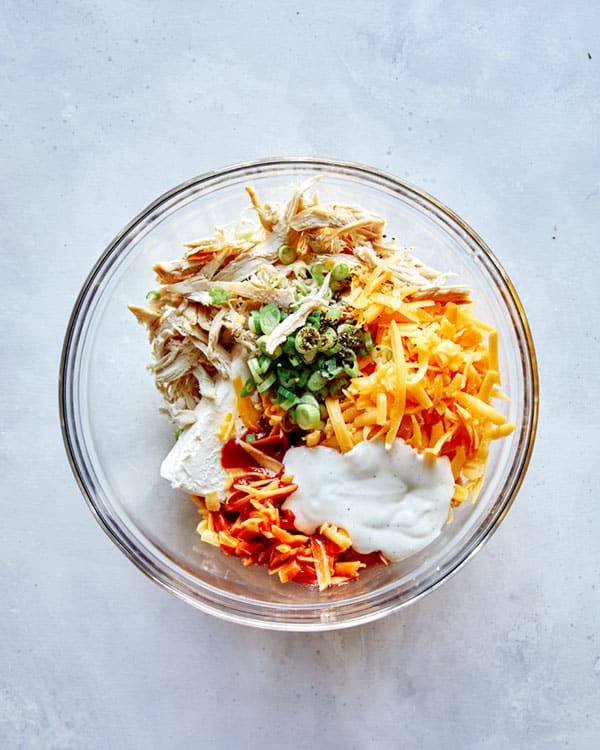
(1, 1), (599, 748)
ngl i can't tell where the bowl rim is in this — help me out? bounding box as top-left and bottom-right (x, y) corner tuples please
(59, 157), (539, 631)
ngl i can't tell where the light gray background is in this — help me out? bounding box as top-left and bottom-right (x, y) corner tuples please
(2, 1), (599, 748)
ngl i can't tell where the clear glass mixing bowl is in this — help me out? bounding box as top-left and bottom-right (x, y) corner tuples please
(60, 158), (538, 630)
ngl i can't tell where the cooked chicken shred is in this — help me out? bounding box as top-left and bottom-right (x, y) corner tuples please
(130, 181), (469, 424)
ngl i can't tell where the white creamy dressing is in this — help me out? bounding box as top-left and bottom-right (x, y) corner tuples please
(282, 439), (454, 561)
(160, 355), (248, 500)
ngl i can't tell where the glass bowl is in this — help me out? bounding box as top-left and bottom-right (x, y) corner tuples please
(60, 158), (538, 631)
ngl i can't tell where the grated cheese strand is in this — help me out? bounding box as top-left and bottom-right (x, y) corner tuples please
(325, 397), (354, 453)
(386, 319), (407, 448)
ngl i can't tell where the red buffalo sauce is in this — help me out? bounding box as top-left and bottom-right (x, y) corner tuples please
(221, 431), (289, 469)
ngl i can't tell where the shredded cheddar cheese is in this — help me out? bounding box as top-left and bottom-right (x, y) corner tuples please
(325, 397), (354, 453)
(197, 468), (378, 587)
(318, 285), (515, 506)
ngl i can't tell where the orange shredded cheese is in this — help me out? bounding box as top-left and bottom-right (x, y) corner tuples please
(217, 411), (236, 442)
(325, 397), (354, 453)
(386, 319), (407, 448)
(233, 375), (261, 431)
(198, 467), (383, 587)
(318, 293), (515, 507)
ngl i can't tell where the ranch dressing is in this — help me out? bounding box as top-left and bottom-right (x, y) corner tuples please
(282, 439), (454, 561)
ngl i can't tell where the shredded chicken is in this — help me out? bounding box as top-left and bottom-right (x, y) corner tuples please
(130, 181), (470, 422)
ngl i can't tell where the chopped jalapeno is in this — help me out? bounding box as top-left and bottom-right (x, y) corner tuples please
(318, 326), (337, 351)
(294, 325), (321, 354)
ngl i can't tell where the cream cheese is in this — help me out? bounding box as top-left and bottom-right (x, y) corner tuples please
(160, 377), (233, 499)
(282, 439), (454, 561)
(160, 353), (249, 500)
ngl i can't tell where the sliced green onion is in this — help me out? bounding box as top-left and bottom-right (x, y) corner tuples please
(307, 310), (322, 327)
(209, 286), (230, 305)
(331, 262), (350, 281)
(297, 392), (319, 408)
(248, 357), (263, 383)
(146, 290), (161, 301)
(257, 335), (281, 358)
(256, 336), (268, 353)
(276, 365), (294, 387)
(311, 355), (325, 372)
(325, 308), (342, 322)
(240, 312), (374, 419)
(268, 275), (281, 288)
(244, 433), (256, 442)
(240, 377), (256, 397)
(173, 428), (183, 441)
(283, 335), (296, 354)
(277, 385), (297, 403)
(248, 310), (262, 334)
(307, 372), (326, 392)
(294, 279), (310, 296)
(281, 374), (299, 390)
(323, 360), (343, 379)
(258, 354), (271, 374)
(310, 262), (326, 285)
(295, 402), (321, 431)
(278, 244), (297, 265)
(297, 369), (309, 388)
(259, 304), (281, 335)
(257, 372), (277, 393)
